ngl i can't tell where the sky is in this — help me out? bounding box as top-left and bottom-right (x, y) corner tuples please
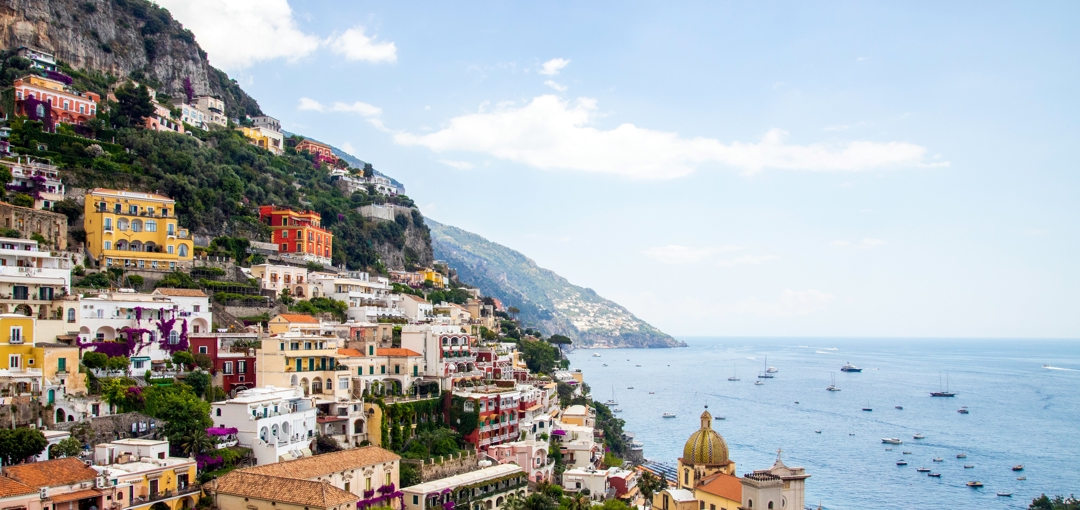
(153, 1), (1080, 338)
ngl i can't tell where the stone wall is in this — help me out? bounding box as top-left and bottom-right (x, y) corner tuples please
(0, 202), (68, 249)
(53, 411), (163, 445)
(403, 449), (483, 483)
(0, 396), (48, 428)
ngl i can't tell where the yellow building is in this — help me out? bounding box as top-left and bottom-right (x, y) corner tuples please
(93, 439), (199, 510)
(421, 268), (448, 289)
(652, 409), (742, 510)
(0, 314), (86, 409)
(267, 313), (321, 335)
(83, 189), (194, 270)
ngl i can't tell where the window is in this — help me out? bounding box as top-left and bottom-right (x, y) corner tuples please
(368, 345), (374, 356)
(296, 243), (302, 252)
(194, 305), (201, 312)
(768, 503), (773, 510)
(684, 469), (690, 486)
(129, 205), (138, 215)
(117, 218), (129, 231)
(281, 244), (288, 252)
(413, 496), (419, 505)
(9, 327), (23, 344)
(168, 245), (174, 254)
(114, 203), (121, 214)
(369, 366), (374, 375)
(67, 308), (75, 322)
(381, 365), (386, 374)
(385, 473), (391, 485)
(338, 377), (348, 389)
(131, 220), (142, 232)
(238, 361), (246, 373)
(8, 355), (19, 368)
(167, 223), (175, 235)
(133, 360), (145, 369)
(169, 331), (179, 344)
(223, 362), (233, 374)
(282, 230), (288, 238)
(365, 477), (372, 490)
(178, 244), (189, 257)
(199, 346), (208, 354)
(104, 218), (113, 231)
(57, 358), (66, 372)
(146, 220), (157, 232)
(104, 241), (112, 250)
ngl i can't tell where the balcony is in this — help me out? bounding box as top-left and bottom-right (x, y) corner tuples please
(131, 485), (201, 505)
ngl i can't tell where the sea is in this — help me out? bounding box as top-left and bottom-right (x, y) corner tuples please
(566, 337), (1080, 510)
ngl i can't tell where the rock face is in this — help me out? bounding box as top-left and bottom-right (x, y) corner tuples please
(428, 219), (684, 349)
(373, 215), (435, 271)
(0, 0), (260, 117)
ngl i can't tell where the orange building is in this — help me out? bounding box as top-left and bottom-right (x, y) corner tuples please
(295, 138), (338, 165)
(259, 205), (333, 265)
(12, 75), (100, 129)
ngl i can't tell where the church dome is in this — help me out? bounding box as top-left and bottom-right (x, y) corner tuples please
(682, 408), (730, 465)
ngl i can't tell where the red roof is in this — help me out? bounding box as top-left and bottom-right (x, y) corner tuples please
(377, 348), (421, 357)
(275, 314), (319, 324)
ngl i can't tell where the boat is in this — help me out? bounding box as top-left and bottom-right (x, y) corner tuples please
(662, 413), (676, 418)
(612, 408), (622, 413)
(827, 373), (840, 392)
(957, 453), (967, 459)
(728, 362), (740, 381)
(592, 353), (601, 357)
(998, 493), (1013, 497)
(896, 460), (908, 466)
(928, 473), (941, 478)
(1017, 476), (1026, 481)
(754, 380), (764, 386)
(767, 366), (778, 373)
(881, 438), (903, 445)
(862, 400), (872, 411)
(933, 458), (943, 462)
(895, 406), (903, 410)
(913, 434), (925, 440)
(840, 362), (862, 373)
(958, 407), (970, 414)
(931, 372), (957, 397)
(966, 481), (983, 488)
(916, 467), (931, 473)
(627, 387), (634, 389)
(815, 430), (822, 434)
(648, 392), (655, 394)
(902, 451), (912, 455)
(1012, 465), (1024, 471)
(849, 433), (855, 436)
(602, 364), (608, 367)
(607, 387), (619, 407)
(885, 447), (892, 451)
(757, 356), (775, 379)
(964, 464), (975, 469)
(635, 364), (641, 367)
(714, 416), (726, 420)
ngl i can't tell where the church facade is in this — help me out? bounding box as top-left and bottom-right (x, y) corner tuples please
(654, 408), (809, 510)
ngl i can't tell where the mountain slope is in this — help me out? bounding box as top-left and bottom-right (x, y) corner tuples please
(428, 220), (683, 349)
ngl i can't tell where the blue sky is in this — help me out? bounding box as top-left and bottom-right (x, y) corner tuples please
(156, 1), (1079, 338)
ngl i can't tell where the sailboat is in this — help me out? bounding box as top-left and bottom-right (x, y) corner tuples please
(727, 362), (740, 381)
(931, 372), (957, 397)
(826, 373), (841, 392)
(604, 386), (618, 406)
(757, 356), (775, 379)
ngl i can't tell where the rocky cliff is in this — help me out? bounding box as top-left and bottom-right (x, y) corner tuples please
(428, 220), (684, 349)
(0, 0), (260, 117)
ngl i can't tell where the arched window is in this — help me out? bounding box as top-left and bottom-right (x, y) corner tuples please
(131, 219), (143, 232)
(216, 408), (222, 416)
(117, 218), (129, 231)
(748, 500), (753, 509)
(67, 308), (75, 322)
(169, 331), (179, 345)
(178, 244), (189, 257)
(768, 503), (773, 510)
(684, 469), (690, 486)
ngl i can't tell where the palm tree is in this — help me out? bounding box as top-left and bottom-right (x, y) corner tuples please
(181, 429), (214, 458)
(638, 470), (665, 508)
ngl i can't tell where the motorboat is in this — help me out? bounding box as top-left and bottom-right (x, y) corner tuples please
(755, 380), (764, 386)
(964, 464), (975, 469)
(958, 407), (970, 414)
(815, 430), (822, 434)
(916, 467), (931, 473)
(902, 451), (912, 455)
(956, 453), (967, 459)
(612, 408), (622, 413)
(767, 367), (778, 373)
(636, 365), (642, 367)
(966, 481), (983, 488)
(604, 400), (617, 406)
(648, 392), (655, 394)
(627, 387), (634, 389)
(714, 415), (726, 420)
(592, 353), (601, 357)
(933, 458), (944, 462)
(1017, 476), (1027, 481)
(602, 364), (608, 367)
(662, 413), (676, 418)
(895, 406), (904, 410)
(896, 460), (908, 466)
(862, 405), (873, 412)
(882, 438), (903, 445)
(885, 447), (892, 451)
(998, 493), (1012, 497)
(913, 434), (925, 440)
(841, 362), (862, 372)
(931, 372), (957, 397)
(928, 473), (941, 478)
(1012, 465), (1024, 471)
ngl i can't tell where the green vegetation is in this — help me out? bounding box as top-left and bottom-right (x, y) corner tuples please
(0, 428), (47, 465)
(1031, 495), (1080, 510)
(48, 437), (83, 459)
(519, 338), (561, 375)
(290, 297), (348, 322)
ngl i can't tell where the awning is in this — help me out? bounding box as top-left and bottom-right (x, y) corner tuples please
(48, 489), (102, 504)
(523, 404), (541, 412)
(0, 276), (66, 285)
(317, 416), (348, 423)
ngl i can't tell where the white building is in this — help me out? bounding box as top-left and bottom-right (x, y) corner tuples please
(739, 451), (810, 510)
(398, 294), (433, 323)
(486, 440), (552, 483)
(2, 157), (65, 209)
(250, 264), (309, 298)
(91, 438), (199, 510)
(314, 272), (402, 322)
(249, 116), (284, 155)
(561, 467), (611, 501)
(210, 386), (317, 465)
(193, 96), (226, 127)
(401, 464), (528, 510)
(172, 101), (206, 129)
(400, 324), (475, 387)
(76, 289), (211, 371)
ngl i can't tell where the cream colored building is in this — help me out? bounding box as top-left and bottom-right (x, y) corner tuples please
(212, 471), (357, 510)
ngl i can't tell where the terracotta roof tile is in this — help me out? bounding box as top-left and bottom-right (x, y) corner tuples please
(696, 472), (742, 502)
(153, 288), (208, 297)
(3, 458), (98, 489)
(337, 348), (364, 357)
(275, 314), (320, 324)
(215, 472), (357, 508)
(377, 348), (421, 357)
(0, 476), (34, 498)
(242, 446), (399, 480)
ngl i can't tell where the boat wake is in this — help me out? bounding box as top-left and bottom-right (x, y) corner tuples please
(1043, 365), (1077, 371)
(815, 350), (832, 354)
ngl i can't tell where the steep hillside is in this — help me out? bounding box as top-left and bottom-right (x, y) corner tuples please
(428, 220), (683, 349)
(0, 0), (260, 117)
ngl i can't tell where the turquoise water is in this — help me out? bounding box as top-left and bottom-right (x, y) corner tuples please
(566, 338), (1080, 510)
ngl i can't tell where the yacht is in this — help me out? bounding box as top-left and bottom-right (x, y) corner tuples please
(895, 406), (904, 410)
(862, 401), (873, 411)
(964, 464), (975, 469)
(606, 387), (618, 407)
(1012, 465), (1024, 471)
(958, 407), (970, 414)
(815, 430), (822, 434)
(913, 434), (925, 440)
(896, 460), (908, 466)
(754, 380), (764, 385)
(662, 412), (676, 418)
(966, 481), (983, 488)
(931, 372), (957, 397)
(766, 366), (778, 373)
(956, 453), (967, 459)
(728, 362), (740, 381)
(758, 356), (775, 379)
(593, 353), (601, 357)
(916, 467), (931, 473)
(933, 458), (944, 462)
(928, 473), (941, 478)
(881, 438), (903, 445)
(827, 373), (840, 392)
(998, 493), (1013, 497)
(840, 362), (862, 373)
(612, 408), (622, 413)
(1017, 476), (1027, 481)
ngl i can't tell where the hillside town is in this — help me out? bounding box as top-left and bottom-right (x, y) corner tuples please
(0, 43), (808, 510)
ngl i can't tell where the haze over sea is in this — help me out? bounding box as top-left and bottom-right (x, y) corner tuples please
(567, 338), (1080, 510)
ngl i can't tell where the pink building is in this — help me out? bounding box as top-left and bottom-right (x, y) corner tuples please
(486, 441), (552, 483)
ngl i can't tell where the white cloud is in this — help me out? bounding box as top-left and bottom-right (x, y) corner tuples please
(297, 97), (326, 111)
(439, 159), (474, 170)
(539, 58), (570, 76)
(643, 245), (745, 264)
(153, 0), (320, 70)
(327, 26), (397, 63)
(716, 254), (781, 268)
(340, 142), (356, 154)
(544, 80), (568, 92)
(297, 98), (381, 117)
(728, 289), (835, 317)
(394, 95), (946, 179)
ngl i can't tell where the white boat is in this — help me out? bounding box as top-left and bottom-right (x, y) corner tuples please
(896, 460), (908, 466)
(913, 434), (925, 440)
(757, 356), (775, 379)
(714, 415), (726, 420)
(766, 366), (778, 373)
(916, 467), (931, 473)
(958, 407), (970, 414)
(997, 493), (1012, 497)
(754, 380), (764, 386)
(933, 458), (944, 462)
(607, 387), (618, 407)
(956, 453), (967, 459)
(728, 362), (740, 381)
(612, 408), (622, 413)
(966, 481), (983, 488)
(592, 353), (601, 357)
(881, 438), (903, 445)
(1017, 476), (1026, 481)
(662, 413), (676, 418)
(827, 373), (840, 391)
(840, 362), (862, 373)
(964, 464), (975, 469)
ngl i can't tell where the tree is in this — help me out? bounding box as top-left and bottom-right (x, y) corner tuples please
(1031, 495), (1080, 510)
(638, 470), (665, 508)
(508, 306), (520, 318)
(314, 434), (343, 454)
(171, 351), (195, 368)
(82, 351), (108, 370)
(102, 378), (144, 413)
(105, 355), (131, 375)
(0, 428), (48, 465)
(520, 338), (560, 375)
(48, 437), (83, 459)
(193, 353), (213, 371)
(184, 370), (210, 399)
(279, 287), (294, 306)
(9, 194), (33, 208)
(180, 428), (213, 458)
(143, 385), (212, 447)
(547, 335), (572, 356)
(113, 83), (154, 128)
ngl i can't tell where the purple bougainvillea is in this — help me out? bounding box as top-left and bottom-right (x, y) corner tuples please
(183, 77), (195, 103)
(206, 427), (239, 437)
(196, 454), (223, 471)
